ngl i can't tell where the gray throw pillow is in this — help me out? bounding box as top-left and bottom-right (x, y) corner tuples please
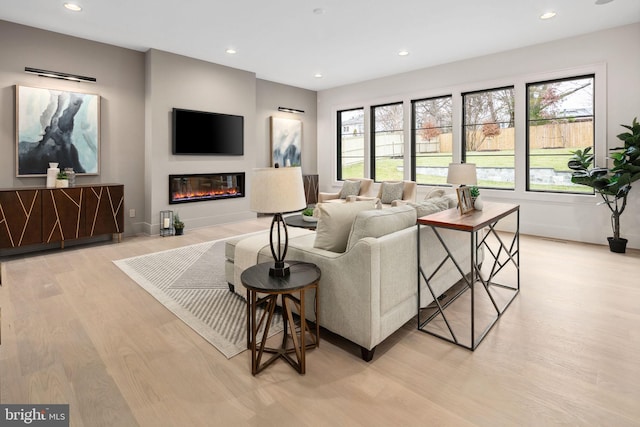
(380, 182), (405, 204)
(339, 180), (361, 199)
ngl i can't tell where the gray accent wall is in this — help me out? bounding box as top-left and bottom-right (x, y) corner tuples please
(0, 20), (318, 237)
(0, 20), (145, 235)
(256, 80), (317, 175)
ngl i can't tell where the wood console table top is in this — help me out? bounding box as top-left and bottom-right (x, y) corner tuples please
(417, 202), (519, 232)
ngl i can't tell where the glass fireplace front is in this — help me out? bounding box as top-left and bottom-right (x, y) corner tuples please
(169, 172), (245, 204)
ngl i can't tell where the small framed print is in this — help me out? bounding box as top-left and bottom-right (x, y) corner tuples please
(456, 186), (474, 214)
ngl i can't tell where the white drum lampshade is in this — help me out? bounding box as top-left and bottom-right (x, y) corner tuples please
(446, 163), (477, 186)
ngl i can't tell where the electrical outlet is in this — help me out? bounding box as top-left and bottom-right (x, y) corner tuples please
(129, 209), (135, 218)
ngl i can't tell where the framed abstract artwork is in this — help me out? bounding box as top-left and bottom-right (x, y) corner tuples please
(270, 116), (302, 167)
(16, 85), (100, 177)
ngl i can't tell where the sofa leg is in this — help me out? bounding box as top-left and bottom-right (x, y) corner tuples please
(228, 283), (235, 293)
(360, 346), (376, 362)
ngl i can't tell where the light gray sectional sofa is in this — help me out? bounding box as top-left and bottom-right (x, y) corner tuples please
(225, 195), (477, 361)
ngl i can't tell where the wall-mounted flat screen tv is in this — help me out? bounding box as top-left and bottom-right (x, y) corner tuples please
(172, 108), (244, 155)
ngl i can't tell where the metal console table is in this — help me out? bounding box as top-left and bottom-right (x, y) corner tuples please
(417, 202), (520, 350)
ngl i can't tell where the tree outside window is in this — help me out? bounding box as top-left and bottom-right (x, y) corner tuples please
(412, 96), (453, 185)
(463, 87), (515, 189)
(527, 75), (595, 193)
(372, 103), (404, 181)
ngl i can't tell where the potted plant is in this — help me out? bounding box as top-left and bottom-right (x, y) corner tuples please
(469, 186), (483, 210)
(174, 213), (185, 235)
(301, 207), (317, 223)
(55, 170), (69, 188)
(568, 117), (640, 253)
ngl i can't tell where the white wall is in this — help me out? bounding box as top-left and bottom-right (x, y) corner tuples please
(317, 23), (640, 249)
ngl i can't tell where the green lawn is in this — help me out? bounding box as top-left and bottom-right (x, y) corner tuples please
(342, 148), (591, 193)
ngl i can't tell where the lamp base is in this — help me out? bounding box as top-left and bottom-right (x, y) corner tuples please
(269, 262), (291, 277)
(268, 214), (291, 277)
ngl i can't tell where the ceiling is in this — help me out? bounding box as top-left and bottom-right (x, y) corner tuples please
(2, 0), (639, 91)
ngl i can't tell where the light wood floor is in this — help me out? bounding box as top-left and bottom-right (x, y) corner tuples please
(1, 219), (639, 426)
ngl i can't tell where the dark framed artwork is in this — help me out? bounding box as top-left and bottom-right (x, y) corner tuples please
(270, 116), (302, 167)
(16, 85), (100, 177)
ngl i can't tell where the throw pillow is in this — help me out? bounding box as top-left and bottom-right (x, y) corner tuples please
(346, 205), (417, 251)
(339, 180), (361, 199)
(424, 188), (446, 199)
(409, 197), (450, 218)
(313, 200), (376, 252)
(380, 182), (405, 204)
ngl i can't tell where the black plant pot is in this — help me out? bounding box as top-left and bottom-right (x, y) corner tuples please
(175, 227), (184, 236)
(607, 237), (627, 253)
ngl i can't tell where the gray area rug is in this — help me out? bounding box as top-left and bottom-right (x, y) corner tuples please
(114, 234), (282, 358)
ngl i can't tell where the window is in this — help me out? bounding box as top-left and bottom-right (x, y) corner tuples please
(526, 75), (594, 193)
(412, 96), (453, 185)
(463, 87), (515, 189)
(337, 108), (365, 180)
(371, 102), (404, 181)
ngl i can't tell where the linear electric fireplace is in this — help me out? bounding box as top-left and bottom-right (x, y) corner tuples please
(169, 172), (245, 204)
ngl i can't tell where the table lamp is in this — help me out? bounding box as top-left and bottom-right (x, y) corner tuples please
(447, 163), (477, 187)
(250, 165), (307, 277)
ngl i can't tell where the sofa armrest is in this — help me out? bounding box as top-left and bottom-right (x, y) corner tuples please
(355, 195), (377, 202)
(318, 191), (341, 202)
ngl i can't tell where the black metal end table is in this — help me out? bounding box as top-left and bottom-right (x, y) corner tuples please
(417, 202), (520, 350)
(241, 261), (321, 375)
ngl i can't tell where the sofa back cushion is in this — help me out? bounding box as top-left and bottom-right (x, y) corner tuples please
(346, 204), (417, 251)
(313, 200), (377, 252)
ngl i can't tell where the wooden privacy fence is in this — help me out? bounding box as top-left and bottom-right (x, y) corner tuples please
(415, 121), (594, 153)
(342, 121), (594, 157)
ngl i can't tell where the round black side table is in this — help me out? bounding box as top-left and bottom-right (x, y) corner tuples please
(241, 261), (321, 375)
(284, 214), (317, 230)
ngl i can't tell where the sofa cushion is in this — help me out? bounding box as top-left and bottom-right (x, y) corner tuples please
(313, 200), (376, 252)
(409, 197), (451, 218)
(346, 205), (417, 251)
(339, 180), (361, 199)
(380, 181), (405, 204)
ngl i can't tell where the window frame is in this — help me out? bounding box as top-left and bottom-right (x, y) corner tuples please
(525, 74), (596, 194)
(461, 85), (516, 190)
(336, 107), (365, 181)
(410, 95), (453, 185)
(370, 101), (404, 182)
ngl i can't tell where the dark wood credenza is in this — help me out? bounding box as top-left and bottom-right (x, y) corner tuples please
(0, 184), (124, 250)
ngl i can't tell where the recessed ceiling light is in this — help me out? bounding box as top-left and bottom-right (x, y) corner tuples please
(64, 3), (82, 12)
(595, 0), (614, 4)
(398, 50), (410, 57)
(540, 11), (556, 20)
(314, 73), (323, 79)
(313, 8), (325, 15)
(225, 48), (237, 55)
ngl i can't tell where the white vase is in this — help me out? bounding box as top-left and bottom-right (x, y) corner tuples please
(46, 167), (60, 188)
(474, 195), (484, 211)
